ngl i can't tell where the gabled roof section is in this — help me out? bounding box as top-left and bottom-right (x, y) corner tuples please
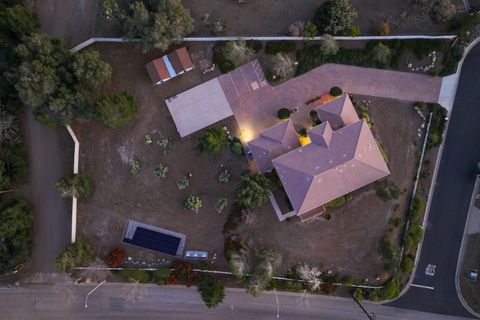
(308, 121), (333, 147)
(168, 47), (194, 73)
(145, 58), (171, 84)
(272, 119), (389, 216)
(315, 95), (359, 130)
(249, 120), (300, 173)
(146, 47), (194, 84)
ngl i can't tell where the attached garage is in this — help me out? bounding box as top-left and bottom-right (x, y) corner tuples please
(165, 78), (233, 137)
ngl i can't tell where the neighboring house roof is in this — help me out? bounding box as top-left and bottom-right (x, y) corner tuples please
(168, 47), (194, 73)
(145, 47), (194, 84)
(248, 120), (300, 173)
(272, 119), (390, 217)
(313, 95), (359, 129)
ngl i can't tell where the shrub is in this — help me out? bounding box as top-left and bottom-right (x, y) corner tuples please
(378, 236), (401, 273)
(235, 173), (272, 210)
(409, 195), (425, 223)
(56, 239), (94, 273)
(231, 140), (243, 155)
(298, 128), (308, 137)
(320, 34), (338, 55)
(405, 224), (424, 251)
(265, 41), (296, 55)
(118, 268), (153, 283)
(347, 25), (361, 36)
(341, 275), (355, 285)
(329, 87), (342, 97)
(247, 248), (281, 296)
(313, 0), (358, 35)
(223, 203), (243, 234)
(376, 20), (390, 35)
(198, 127), (229, 156)
(105, 246), (125, 268)
(302, 21), (318, 38)
(401, 254), (415, 274)
(277, 108), (293, 120)
(215, 198), (228, 213)
(153, 267), (172, 285)
(287, 21), (305, 37)
(212, 52), (235, 74)
(185, 195), (202, 213)
(211, 18), (227, 35)
(325, 196), (346, 208)
(197, 275), (225, 308)
(246, 40), (263, 53)
(154, 163), (168, 178)
(177, 175), (190, 190)
(375, 180), (400, 201)
(172, 260), (197, 285)
(218, 170), (231, 183)
(271, 52), (294, 79)
(224, 40), (254, 66)
(426, 103), (447, 150)
(377, 278), (401, 300)
(54, 174), (94, 198)
(129, 159), (141, 174)
(372, 43), (391, 66)
(95, 92), (137, 130)
(389, 217), (402, 228)
(449, 13), (480, 34)
(430, 0), (457, 23)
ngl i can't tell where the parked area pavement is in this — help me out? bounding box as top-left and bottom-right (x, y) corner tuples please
(24, 109), (73, 272)
(218, 61), (442, 138)
(0, 283), (475, 320)
(388, 42), (480, 318)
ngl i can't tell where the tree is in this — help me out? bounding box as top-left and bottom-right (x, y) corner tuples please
(198, 127), (229, 156)
(224, 40), (254, 66)
(247, 248), (281, 297)
(0, 199), (32, 274)
(56, 239), (95, 273)
(120, 0), (194, 52)
(54, 173), (94, 198)
(287, 21), (304, 37)
(430, 0), (457, 23)
(95, 92), (138, 130)
(296, 263), (322, 291)
(270, 53), (294, 79)
(72, 49), (112, 87)
(197, 275), (225, 308)
(105, 246), (125, 268)
(320, 34), (338, 55)
(376, 20), (390, 35)
(228, 251), (248, 280)
(0, 4), (39, 48)
(0, 109), (19, 145)
(277, 108), (292, 120)
(313, 0), (358, 35)
(0, 159), (11, 190)
(302, 21), (318, 38)
(235, 173), (272, 210)
(185, 195), (202, 213)
(372, 43), (391, 66)
(329, 86), (343, 97)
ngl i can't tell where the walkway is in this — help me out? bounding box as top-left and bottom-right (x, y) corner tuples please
(218, 61), (443, 138)
(388, 42), (480, 318)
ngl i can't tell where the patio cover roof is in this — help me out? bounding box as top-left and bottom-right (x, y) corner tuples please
(165, 78), (233, 137)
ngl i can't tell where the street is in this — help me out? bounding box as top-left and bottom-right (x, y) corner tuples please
(389, 43), (480, 317)
(0, 284), (475, 320)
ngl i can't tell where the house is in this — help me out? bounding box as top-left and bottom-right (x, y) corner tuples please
(250, 94), (390, 221)
(248, 120), (301, 173)
(145, 47), (194, 85)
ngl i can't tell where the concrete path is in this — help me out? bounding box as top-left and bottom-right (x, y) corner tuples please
(219, 61), (443, 138)
(24, 110), (73, 272)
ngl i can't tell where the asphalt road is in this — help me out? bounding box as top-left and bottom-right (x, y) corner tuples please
(0, 284), (475, 320)
(388, 43), (480, 317)
(24, 109), (73, 272)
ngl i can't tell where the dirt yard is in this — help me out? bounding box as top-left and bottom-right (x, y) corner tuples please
(75, 43), (422, 281)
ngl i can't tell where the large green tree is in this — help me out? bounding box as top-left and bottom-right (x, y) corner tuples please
(95, 92), (138, 130)
(120, 0), (194, 51)
(197, 275), (225, 308)
(54, 173), (95, 198)
(56, 239), (95, 273)
(72, 49), (112, 87)
(235, 173), (272, 210)
(0, 199), (32, 274)
(313, 0), (358, 35)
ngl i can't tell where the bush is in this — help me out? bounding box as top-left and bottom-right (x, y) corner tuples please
(302, 21), (318, 38)
(224, 40), (254, 66)
(215, 198), (228, 213)
(265, 41), (296, 55)
(298, 128), (308, 137)
(313, 0), (358, 35)
(430, 0), (457, 24)
(246, 40), (263, 53)
(56, 239), (94, 273)
(95, 92), (138, 130)
(54, 174), (94, 198)
(105, 246), (125, 268)
(375, 180), (400, 201)
(376, 20), (390, 35)
(235, 173), (272, 210)
(377, 278), (401, 300)
(389, 217), (402, 228)
(270, 52), (295, 79)
(320, 34), (338, 55)
(401, 254), (415, 274)
(118, 268), (153, 283)
(129, 159), (141, 174)
(172, 260), (197, 285)
(409, 195), (425, 223)
(197, 275), (225, 308)
(277, 108), (293, 120)
(329, 87), (342, 97)
(449, 13), (480, 34)
(177, 175), (190, 190)
(154, 163), (168, 178)
(185, 195), (202, 213)
(405, 224), (424, 251)
(212, 52), (235, 74)
(325, 196), (346, 208)
(347, 25), (361, 36)
(153, 267), (172, 285)
(198, 127), (229, 156)
(218, 169), (231, 183)
(223, 203), (243, 234)
(230, 141), (243, 155)
(379, 236), (401, 273)
(371, 43), (391, 66)
(426, 103), (447, 150)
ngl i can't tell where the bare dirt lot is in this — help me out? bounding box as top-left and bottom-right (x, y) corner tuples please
(75, 43), (421, 281)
